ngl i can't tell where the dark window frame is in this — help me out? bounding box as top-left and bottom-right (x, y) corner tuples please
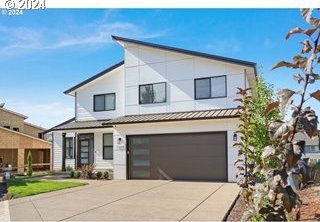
(93, 93), (116, 112)
(194, 75), (227, 100)
(139, 82), (167, 105)
(65, 137), (74, 159)
(103, 133), (113, 160)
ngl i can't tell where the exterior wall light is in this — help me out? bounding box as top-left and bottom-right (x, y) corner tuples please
(233, 132), (238, 142)
(117, 137), (122, 145)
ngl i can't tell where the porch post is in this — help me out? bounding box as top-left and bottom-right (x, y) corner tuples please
(62, 133), (66, 171)
(74, 132), (77, 170)
(17, 148), (25, 174)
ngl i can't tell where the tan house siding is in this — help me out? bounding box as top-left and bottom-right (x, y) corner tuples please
(0, 109), (25, 132)
(24, 123), (45, 138)
(0, 128), (51, 149)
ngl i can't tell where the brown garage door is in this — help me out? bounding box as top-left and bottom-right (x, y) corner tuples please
(127, 132), (227, 181)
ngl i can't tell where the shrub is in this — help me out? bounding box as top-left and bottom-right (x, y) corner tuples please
(96, 171), (103, 179)
(70, 171), (75, 178)
(26, 151), (33, 177)
(66, 165), (73, 172)
(74, 171), (81, 178)
(80, 164), (95, 179)
(103, 171), (109, 179)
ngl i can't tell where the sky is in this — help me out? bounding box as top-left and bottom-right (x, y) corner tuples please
(0, 9), (319, 128)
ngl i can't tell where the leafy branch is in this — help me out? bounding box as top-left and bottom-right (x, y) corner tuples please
(235, 8), (319, 221)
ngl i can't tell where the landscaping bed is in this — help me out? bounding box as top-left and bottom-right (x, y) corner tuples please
(225, 195), (245, 221)
(297, 184), (320, 221)
(226, 184), (320, 221)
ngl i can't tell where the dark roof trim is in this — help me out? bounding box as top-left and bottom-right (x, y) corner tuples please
(64, 61), (124, 95)
(43, 117), (75, 134)
(51, 125), (112, 131)
(112, 35), (256, 68)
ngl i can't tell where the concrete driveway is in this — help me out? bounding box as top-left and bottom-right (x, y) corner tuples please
(9, 180), (239, 221)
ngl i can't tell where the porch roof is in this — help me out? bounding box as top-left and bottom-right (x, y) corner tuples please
(46, 108), (241, 133)
(103, 108), (241, 125)
(49, 118), (112, 131)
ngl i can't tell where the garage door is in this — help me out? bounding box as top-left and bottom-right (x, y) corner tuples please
(127, 132), (227, 181)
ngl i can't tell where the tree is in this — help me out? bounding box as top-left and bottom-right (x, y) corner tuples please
(234, 76), (281, 210)
(235, 8), (319, 221)
(27, 151), (33, 177)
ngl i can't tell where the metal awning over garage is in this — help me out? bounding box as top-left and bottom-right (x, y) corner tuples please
(104, 108), (240, 125)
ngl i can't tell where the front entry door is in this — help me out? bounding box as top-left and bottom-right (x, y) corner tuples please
(78, 134), (94, 168)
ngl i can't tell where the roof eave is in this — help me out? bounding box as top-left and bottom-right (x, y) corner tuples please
(112, 35), (256, 68)
(63, 61), (124, 95)
(43, 117), (76, 134)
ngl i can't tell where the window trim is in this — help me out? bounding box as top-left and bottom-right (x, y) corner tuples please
(194, 75), (227, 100)
(103, 133), (113, 160)
(65, 137), (74, 159)
(93, 93), (116, 112)
(139, 82), (167, 105)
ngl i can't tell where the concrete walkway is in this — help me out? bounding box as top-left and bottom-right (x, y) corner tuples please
(9, 180), (239, 221)
(0, 200), (10, 221)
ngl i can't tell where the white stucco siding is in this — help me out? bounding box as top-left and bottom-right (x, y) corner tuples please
(112, 118), (239, 182)
(76, 65), (125, 121)
(93, 130), (113, 170)
(123, 44), (254, 115)
(52, 132), (76, 170)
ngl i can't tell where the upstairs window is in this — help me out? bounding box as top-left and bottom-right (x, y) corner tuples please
(94, 93), (116, 112)
(139, 82), (166, 104)
(65, 137), (74, 159)
(195, 76), (227, 99)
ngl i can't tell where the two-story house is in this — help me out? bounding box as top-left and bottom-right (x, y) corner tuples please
(47, 36), (257, 182)
(295, 132), (320, 162)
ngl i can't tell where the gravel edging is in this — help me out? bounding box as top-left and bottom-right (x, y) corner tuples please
(223, 192), (241, 221)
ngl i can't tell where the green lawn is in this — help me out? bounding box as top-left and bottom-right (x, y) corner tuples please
(7, 178), (87, 199)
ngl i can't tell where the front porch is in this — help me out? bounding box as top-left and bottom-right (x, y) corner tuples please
(51, 120), (114, 172)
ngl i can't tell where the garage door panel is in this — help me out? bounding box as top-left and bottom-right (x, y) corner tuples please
(128, 132), (227, 181)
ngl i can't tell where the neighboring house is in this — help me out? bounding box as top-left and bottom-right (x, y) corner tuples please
(46, 36), (257, 182)
(295, 132), (320, 162)
(0, 107), (52, 173)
